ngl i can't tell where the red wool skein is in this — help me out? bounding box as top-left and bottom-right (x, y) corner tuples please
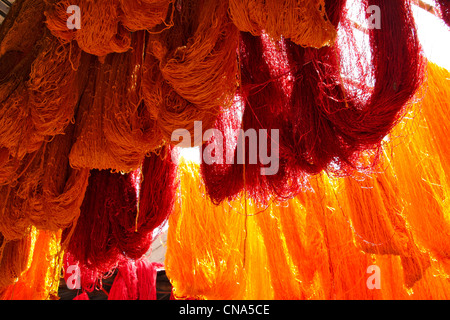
(64, 147), (177, 276)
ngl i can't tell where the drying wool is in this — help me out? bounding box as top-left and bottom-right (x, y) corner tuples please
(0, 0), (449, 302)
(69, 31), (162, 172)
(0, 229), (62, 300)
(228, 0), (337, 48)
(65, 148), (176, 277)
(200, 0), (425, 204)
(0, 122), (89, 241)
(143, 0), (239, 147)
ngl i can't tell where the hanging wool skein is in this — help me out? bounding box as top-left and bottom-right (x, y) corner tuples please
(0, 10), (92, 240)
(27, 32), (88, 144)
(166, 161), (247, 300)
(64, 168), (137, 275)
(0, 149), (44, 241)
(436, 0), (450, 28)
(0, 0), (52, 158)
(200, 31), (305, 205)
(142, 0), (239, 147)
(0, 229), (63, 300)
(0, 231), (34, 291)
(385, 71), (450, 276)
(0, 32), (85, 160)
(118, 0), (173, 32)
(0, 0), (91, 174)
(69, 31), (161, 172)
(228, 0), (337, 48)
(0, 117), (89, 242)
(27, 127), (90, 238)
(45, 0), (131, 57)
(65, 147), (177, 277)
(283, 0), (424, 176)
(201, 0), (424, 204)
(337, 166), (431, 289)
(108, 258), (159, 300)
(200, 0), (345, 204)
(111, 146), (178, 260)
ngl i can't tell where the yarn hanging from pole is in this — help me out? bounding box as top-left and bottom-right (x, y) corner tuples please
(201, 0), (425, 204)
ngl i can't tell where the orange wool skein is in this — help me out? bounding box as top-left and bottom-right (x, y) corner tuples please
(0, 121), (89, 241)
(0, 229), (63, 300)
(46, 0), (131, 57)
(69, 31), (162, 172)
(228, 0), (337, 48)
(0, 0), (47, 158)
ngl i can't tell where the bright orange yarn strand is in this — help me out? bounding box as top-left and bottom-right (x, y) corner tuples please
(0, 229), (63, 300)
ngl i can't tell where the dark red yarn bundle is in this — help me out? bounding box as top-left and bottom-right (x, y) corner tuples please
(63, 147), (177, 276)
(436, 0), (450, 27)
(200, 0), (425, 205)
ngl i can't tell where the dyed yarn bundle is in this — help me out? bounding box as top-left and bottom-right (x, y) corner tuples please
(166, 162), (247, 300)
(143, 0), (239, 146)
(63, 169), (135, 274)
(284, 0), (424, 174)
(200, 32), (306, 205)
(64, 148), (176, 278)
(108, 259), (159, 300)
(200, 0), (425, 205)
(0, 229), (62, 300)
(436, 0), (450, 28)
(0, 122), (89, 241)
(0, 232), (33, 290)
(69, 31), (160, 172)
(0, 0), (90, 254)
(228, 0), (337, 48)
(0, 0), (88, 159)
(0, 0), (449, 301)
(387, 64), (450, 275)
(112, 147), (178, 260)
